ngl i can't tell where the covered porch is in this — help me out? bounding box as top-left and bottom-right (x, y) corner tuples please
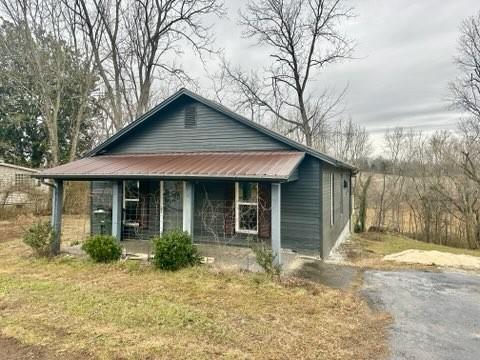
(38, 151), (305, 265)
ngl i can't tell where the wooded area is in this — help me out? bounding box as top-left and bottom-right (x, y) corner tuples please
(354, 12), (480, 250)
(1, 1), (480, 250)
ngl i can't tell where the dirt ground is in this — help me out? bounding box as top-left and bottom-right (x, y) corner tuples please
(384, 249), (480, 270)
(0, 336), (89, 360)
(336, 232), (480, 272)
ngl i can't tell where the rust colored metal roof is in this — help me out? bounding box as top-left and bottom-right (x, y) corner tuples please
(36, 151), (305, 181)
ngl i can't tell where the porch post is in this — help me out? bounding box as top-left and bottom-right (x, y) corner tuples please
(51, 179), (63, 255)
(112, 180), (123, 240)
(271, 182), (282, 265)
(183, 181), (194, 235)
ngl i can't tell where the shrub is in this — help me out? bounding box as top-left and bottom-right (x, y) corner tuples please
(81, 235), (122, 263)
(23, 221), (56, 257)
(252, 243), (281, 277)
(152, 230), (200, 271)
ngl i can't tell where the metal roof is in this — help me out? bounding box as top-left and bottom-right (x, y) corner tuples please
(35, 151), (305, 181)
(85, 88), (355, 171)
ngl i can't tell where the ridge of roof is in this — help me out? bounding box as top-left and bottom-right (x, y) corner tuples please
(86, 88), (355, 171)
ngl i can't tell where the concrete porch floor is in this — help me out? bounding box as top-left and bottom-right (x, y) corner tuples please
(120, 240), (299, 272)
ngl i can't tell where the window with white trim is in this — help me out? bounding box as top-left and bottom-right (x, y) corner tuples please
(123, 180), (140, 226)
(124, 180), (139, 202)
(330, 172), (335, 226)
(235, 182), (258, 234)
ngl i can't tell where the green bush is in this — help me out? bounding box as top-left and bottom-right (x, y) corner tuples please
(81, 235), (122, 263)
(152, 230), (200, 271)
(23, 221), (56, 257)
(252, 243), (281, 277)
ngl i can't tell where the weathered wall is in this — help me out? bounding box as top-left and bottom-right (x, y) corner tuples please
(0, 164), (47, 206)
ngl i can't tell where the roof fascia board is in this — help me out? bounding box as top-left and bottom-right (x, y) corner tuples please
(32, 173), (293, 182)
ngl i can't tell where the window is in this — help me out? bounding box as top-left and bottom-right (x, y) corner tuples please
(15, 173), (33, 186)
(235, 182), (258, 234)
(330, 172), (335, 226)
(124, 180), (139, 201)
(123, 180), (140, 225)
(184, 105), (197, 128)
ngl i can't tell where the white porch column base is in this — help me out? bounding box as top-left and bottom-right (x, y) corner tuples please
(271, 183), (282, 265)
(182, 181), (194, 234)
(112, 181), (123, 240)
(51, 179), (63, 254)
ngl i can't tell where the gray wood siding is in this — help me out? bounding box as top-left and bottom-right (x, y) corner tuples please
(281, 155), (321, 252)
(106, 99), (290, 154)
(320, 165), (351, 257)
(89, 95), (354, 254)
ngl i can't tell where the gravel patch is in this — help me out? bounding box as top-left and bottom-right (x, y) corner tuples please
(384, 249), (480, 270)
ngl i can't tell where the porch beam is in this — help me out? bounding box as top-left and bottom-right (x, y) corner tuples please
(51, 179), (63, 255)
(271, 182), (282, 265)
(183, 181), (194, 234)
(112, 180), (122, 240)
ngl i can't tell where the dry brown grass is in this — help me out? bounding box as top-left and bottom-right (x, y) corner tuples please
(0, 218), (390, 360)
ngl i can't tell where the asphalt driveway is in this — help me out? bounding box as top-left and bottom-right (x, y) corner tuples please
(362, 270), (480, 360)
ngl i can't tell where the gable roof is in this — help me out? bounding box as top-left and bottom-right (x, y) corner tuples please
(87, 88), (355, 171)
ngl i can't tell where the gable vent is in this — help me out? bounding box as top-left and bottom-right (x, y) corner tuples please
(184, 105), (197, 128)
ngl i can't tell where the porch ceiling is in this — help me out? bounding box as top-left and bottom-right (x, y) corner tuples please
(35, 151), (305, 182)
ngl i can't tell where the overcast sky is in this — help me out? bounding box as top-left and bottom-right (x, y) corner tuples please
(196, 0), (479, 152)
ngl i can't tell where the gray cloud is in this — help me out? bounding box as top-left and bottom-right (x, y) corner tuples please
(200, 0), (479, 150)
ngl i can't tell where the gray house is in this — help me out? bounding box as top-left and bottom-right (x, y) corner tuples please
(36, 89), (355, 263)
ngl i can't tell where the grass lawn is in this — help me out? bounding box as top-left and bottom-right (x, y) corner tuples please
(0, 236), (388, 359)
(354, 232), (480, 258)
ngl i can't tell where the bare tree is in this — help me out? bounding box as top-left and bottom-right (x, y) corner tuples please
(450, 10), (480, 120)
(220, 0), (354, 147)
(67, 0), (223, 131)
(450, 11), (480, 189)
(323, 116), (371, 165)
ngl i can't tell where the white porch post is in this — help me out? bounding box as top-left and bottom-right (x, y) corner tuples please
(51, 179), (63, 254)
(112, 180), (123, 240)
(159, 181), (164, 234)
(271, 182), (282, 265)
(182, 181), (194, 234)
